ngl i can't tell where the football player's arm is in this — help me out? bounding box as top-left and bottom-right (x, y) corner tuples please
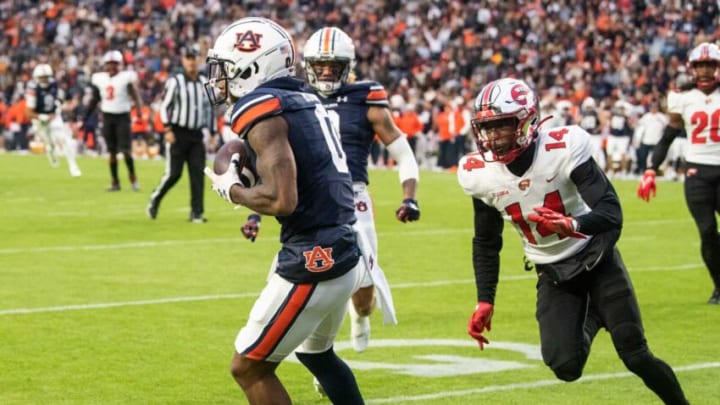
(228, 116), (297, 216)
(570, 158), (623, 235)
(369, 106), (418, 199)
(650, 112), (683, 172)
(472, 197), (503, 304)
(160, 78), (177, 143)
(128, 81), (143, 111)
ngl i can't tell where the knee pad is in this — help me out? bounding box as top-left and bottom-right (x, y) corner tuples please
(610, 322), (650, 368)
(551, 357), (585, 382)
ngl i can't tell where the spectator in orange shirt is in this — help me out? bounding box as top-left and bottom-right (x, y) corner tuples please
(131, 103), (153, 159)
(392, 103), (423, 159)
(6, 95), (31, 152)
(434, 100), (465, 170)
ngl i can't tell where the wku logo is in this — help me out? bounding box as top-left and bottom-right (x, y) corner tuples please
(303, 246), (335, 272)
(235, 31), (263, 52)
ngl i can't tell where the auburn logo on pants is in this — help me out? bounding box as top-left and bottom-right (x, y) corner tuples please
(303, 246), (335, 272)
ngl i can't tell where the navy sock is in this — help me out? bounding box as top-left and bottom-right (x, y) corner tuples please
(296, 347), (364, 405)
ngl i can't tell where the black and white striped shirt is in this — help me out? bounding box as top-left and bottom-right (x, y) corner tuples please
(160, 72), (217, 133)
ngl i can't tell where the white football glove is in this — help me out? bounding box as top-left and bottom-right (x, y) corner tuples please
(203, 152), (243, 203)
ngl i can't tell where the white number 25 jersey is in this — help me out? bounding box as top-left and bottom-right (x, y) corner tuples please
(457, 125), (594, 264)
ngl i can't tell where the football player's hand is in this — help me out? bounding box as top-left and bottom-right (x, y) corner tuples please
(637, 169), (656, 202)
(241, 213), (261, 242)
(527, 206), (586, 239)
(468, 302), (494, 350)
(203, 153), (242, 203)
(396, 198), (420, 222)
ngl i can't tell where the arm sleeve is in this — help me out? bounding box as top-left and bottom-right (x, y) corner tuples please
(650, 125), (682, 171)
(570, 158), (623, 235)
(472, 197), (504, 304)
(160, 77), (177, 127)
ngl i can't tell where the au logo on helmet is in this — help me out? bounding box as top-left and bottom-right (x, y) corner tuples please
(234, 31), (263, 52)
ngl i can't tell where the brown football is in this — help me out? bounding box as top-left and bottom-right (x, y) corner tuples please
(213, 139), (258, 187)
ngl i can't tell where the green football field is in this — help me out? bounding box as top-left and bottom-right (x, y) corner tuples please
(1, 153), (718, 405)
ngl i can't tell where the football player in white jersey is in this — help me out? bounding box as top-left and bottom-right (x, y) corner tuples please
(459, 78), (688, 404)
(639, 42), (720, 304)
(26, 63), (82, 176)
(84, 50), (143, 191)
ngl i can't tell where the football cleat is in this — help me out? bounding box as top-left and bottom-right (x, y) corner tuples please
(189, 214), (207, 223)
(107, 182), (121, 192)
(146, 203), (158, 220)
(131, 181), (140, 191)
(708, 289), (720, 305)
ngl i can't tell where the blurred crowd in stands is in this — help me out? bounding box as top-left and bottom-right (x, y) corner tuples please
(0, 0), (718, 176)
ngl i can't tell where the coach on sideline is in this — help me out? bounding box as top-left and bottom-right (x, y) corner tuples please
(147, 45), (218, 223)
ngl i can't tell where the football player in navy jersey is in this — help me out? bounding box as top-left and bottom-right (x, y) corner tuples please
(458, 78), (688, 404)
(240, 26), (420, 361)
(26, 63), (82, 176)
(203, 18), (365, 405)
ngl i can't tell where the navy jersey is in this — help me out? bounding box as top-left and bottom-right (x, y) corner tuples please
(26, 81), (62, 114)
(228, 77), (359, 283)
(311, 81), (389, 185)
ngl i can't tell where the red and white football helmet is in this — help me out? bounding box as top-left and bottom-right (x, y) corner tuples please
(471, 78), (541, 163)
(303, 27), (356, 96)
(687, 42), (720, 91)
(205, 17), (296, 105)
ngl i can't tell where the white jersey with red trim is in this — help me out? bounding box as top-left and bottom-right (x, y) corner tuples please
(90, 70), (138, 114)
(457, 125), (594, 264)
(667, 87), (720, 165)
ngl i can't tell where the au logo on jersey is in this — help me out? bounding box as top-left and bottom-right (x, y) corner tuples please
(303, 246), (335, 272)
(235, 31), (263, 52)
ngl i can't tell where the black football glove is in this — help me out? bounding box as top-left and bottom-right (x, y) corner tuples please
(395, 198), (420, 222)
(241, 213), (261, 242)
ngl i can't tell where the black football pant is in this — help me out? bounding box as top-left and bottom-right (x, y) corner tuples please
(684, 162), (720, 291)
(536, 248), (688, 404)
(103, 112), (136, 183)
(149, 127), (206, 217)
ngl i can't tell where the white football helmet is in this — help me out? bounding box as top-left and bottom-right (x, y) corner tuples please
(303, 27), (356, 96)
(32, 64), (53, 88)
(687, 42), (720, 91)
(471, 78), (541, 163)
(205, 17), (296, 105)
(102, 50), (124, 65)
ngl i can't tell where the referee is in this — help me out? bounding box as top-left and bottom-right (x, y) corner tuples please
(147, 45), (217, 223)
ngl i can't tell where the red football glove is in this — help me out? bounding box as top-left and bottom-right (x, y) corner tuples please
(637, 169), (657, 202)
(241, 213), (261, 242)
(468, 302), (494, 350)
(527, 206), (586, 239)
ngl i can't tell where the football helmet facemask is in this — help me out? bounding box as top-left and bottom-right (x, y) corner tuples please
(471, 78), (541, 164)
(688, 42), (720, 91)
(205, 17), (296, 106)
(303, 27), (356, 96)
(32, 64), (53, 88)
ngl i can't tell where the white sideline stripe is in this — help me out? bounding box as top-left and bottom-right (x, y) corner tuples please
(0, 218), (689, 255)
(0, 293), (259, 315)
(365, 362), (720, 404)
(0, 263), (702, 316)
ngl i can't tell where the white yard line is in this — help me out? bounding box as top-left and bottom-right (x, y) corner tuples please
(365, 362), (720, 404)
(0, 263), (702, 316)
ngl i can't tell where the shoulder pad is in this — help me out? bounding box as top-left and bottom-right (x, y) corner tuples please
(229, 93), (283, 137)
(335, 81), (389, 106)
